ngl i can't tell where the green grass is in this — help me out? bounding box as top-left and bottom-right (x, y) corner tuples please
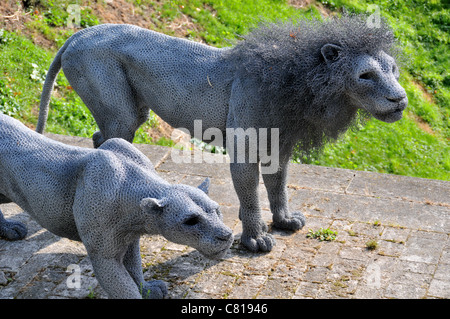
(0, 28), (97, 134)
(0, 29), (51, 123)
(0, 19), (165, 144)
(131, 0), (318, 46)
(1, 0), (448, 180)
(300, 110), (450, 180)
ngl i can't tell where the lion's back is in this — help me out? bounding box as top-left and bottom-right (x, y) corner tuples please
(61, 24), (233, 133)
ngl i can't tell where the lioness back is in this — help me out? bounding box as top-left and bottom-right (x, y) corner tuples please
(0, 114), (93, 239)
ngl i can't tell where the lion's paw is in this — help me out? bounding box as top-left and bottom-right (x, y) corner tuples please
(240, 232), (276, 253)
(273, 211), (306, 231)
(141, 280), (168, 299)
(0, 219), (27, 241)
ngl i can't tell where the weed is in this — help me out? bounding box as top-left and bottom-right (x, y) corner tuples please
(0, 79), (21, 117)
(191, 137), (227, 154)
(347, 230), (357, 236)
(307, 228), (338, 241)
(139, 282), (151, 298)
(29, 63), (46, 83)
(38, 0), (99, 28)
(86, 286), (96, 299)
(365, 240), (379, 251)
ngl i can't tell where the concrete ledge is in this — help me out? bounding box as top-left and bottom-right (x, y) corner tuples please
(0, 133), (448, 299)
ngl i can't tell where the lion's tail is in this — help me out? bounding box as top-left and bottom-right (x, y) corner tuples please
(36, 39), (72, 134)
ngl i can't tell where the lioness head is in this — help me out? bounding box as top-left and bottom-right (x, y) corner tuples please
(140, 178), (233, 259)
(321, 44), (408, 123)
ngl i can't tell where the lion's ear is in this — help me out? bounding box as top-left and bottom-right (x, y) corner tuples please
(321, 44), (342, 63)
(140, 197), (166, 213)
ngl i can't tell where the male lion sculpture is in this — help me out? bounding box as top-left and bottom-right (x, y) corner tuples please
(0, 113), (233, 298)
(36, 14), (407, 252)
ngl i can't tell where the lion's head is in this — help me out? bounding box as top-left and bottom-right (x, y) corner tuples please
(340, 49), (407, 123)
(225, 13), (408, 153)
(140, 178), (233, 260)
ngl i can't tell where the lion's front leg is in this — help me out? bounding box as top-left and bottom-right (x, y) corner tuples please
(230, 162), (276, 252)
(262, 159), (306, 231)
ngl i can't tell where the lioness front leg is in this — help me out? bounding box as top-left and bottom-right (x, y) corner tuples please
(262, 159), (306, 231)
(0, 194), (27, 241)
(230, 162), (276, 252)
(88, 254), (144, 299)
(123, 239), (168, 299)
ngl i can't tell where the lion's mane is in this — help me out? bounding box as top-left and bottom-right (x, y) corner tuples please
(224, 13), (402, 158)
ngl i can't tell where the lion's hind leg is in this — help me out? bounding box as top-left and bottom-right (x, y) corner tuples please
(92, 107), (142, 148)
(65, 57), (146, 148)
(92, 119), (139, 149)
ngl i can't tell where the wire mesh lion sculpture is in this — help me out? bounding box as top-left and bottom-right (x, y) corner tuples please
(36, 14), (407, 252)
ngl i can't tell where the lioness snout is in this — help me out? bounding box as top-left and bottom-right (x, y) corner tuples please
(217, 230), (233, 242)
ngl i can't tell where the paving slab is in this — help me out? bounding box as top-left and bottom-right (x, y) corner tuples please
(0, 133), (449, 299)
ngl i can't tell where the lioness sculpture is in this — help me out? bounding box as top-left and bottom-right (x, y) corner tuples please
(0, 113), (233, 298)
(36, 14), (407, 252)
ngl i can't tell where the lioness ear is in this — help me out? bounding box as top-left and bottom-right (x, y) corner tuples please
(321, 44), (342, 63)
(198, 177), (210, 194)
(140, 198), (166, 213)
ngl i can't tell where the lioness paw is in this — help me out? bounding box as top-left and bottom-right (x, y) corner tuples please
(141, 280), (168, 299)
(0, 219), (27, 241)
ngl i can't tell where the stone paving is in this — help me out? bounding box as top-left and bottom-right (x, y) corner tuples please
(0, 133), (449, 299)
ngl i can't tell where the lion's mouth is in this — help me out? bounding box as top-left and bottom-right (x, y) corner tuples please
(373, 96), (408, 122)
(386, 107), (404, 116)
(374, 106), (405, 123)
